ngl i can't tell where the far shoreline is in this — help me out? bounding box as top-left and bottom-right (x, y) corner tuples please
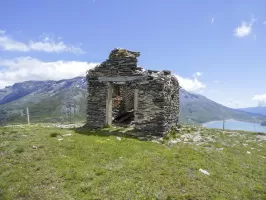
(202, 119), (266, 134)
(202, 118), (262, 126)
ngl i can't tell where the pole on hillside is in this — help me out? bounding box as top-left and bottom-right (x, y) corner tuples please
(252, 116), (256, 132)
(223, 119), (225, 130)
(70, 105), (72, 124)
(26, 107), (30, 125)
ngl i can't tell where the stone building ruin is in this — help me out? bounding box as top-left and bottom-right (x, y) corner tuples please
(86, 48), (180, 136)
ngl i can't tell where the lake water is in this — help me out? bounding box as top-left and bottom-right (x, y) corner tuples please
(203, 119), (266, 133)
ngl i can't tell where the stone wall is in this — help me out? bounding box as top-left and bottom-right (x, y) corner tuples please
(86, 48), (141, 128)
(86, 48), (180, 135)
(86, 80), (107, 128)
(88, 48), (142, 77)
(163, 75), (180, 128)
(135, 80), (166, 135)
(134, 71), (179, 135)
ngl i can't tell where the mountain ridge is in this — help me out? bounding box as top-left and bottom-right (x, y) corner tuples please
(0, 77), (265, 125)
(237, 106), (266, 117)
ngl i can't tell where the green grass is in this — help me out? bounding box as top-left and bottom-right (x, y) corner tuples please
(0, 125), (266, 199)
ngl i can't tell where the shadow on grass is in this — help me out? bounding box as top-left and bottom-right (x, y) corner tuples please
(71, 125), (145, 140)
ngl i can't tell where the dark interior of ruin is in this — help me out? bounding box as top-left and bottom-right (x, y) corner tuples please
(112, 84), (134, 125)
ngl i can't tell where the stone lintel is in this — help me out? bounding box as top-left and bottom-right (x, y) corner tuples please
(98, 76), (144, 82)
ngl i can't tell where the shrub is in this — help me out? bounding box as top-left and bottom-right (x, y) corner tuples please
(191, 126), (197, 131)
(103, 124), (112, 128)
(50, 132), (60, 137)
(14, 146), (24, 153)
(186, 128), (191, 133)
(177, 124), (182, 129)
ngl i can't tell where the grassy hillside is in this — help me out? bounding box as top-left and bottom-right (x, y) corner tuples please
(0, 125), (265, 199)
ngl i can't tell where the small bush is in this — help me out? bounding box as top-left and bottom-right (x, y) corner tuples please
(14, 146), (24, 153)
(202, 143), (212, 148)
(103, 124), (112, 128)
(50, 132), (60, 137)
(164, 134), (170, 140)
(164, 127), (182, 141)
(186, 128), (192, 133)
(177, 124), (182, 129)
(191, 126), (197, 131)
(95, 168), (106, 176)
(80, 183), (92, 194)
(34, 156), (42, 161)
(10, 130), (18, 134)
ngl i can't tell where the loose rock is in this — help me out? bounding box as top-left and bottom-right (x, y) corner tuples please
(63, 133), (72, 137)
(199, 169), (210, 176)
(168, 138), (181, 145)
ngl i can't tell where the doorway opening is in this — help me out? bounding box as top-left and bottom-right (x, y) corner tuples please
(111, 84), (135, 125)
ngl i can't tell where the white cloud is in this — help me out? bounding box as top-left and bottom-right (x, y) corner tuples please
(263, 21), (266, 25)
(0, 57), (98, 88)
(0, 31), (85, 54)
(0, 34), (29, 51)
(234, 22), (252, 37)
(0, 57), (206, 93)
(234, 17), (257, 38)
(211, 17), (215, 24)
(175, 73), (206, 92)
(252, 94), (266, 106)
(193, 72), (202, 77)
(213, 80), (220, 84)
(252, 94), (266, 101)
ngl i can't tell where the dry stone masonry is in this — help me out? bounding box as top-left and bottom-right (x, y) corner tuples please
(86, 48), (180, 136)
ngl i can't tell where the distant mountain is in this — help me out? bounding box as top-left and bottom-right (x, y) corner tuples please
(237, 106), (266, 116)
(0, 77), (265, 125)
(0, 77), (87, 124)
(179, 90), (265, 124)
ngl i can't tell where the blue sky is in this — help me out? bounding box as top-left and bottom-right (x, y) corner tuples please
(0, 0), (266, 108)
